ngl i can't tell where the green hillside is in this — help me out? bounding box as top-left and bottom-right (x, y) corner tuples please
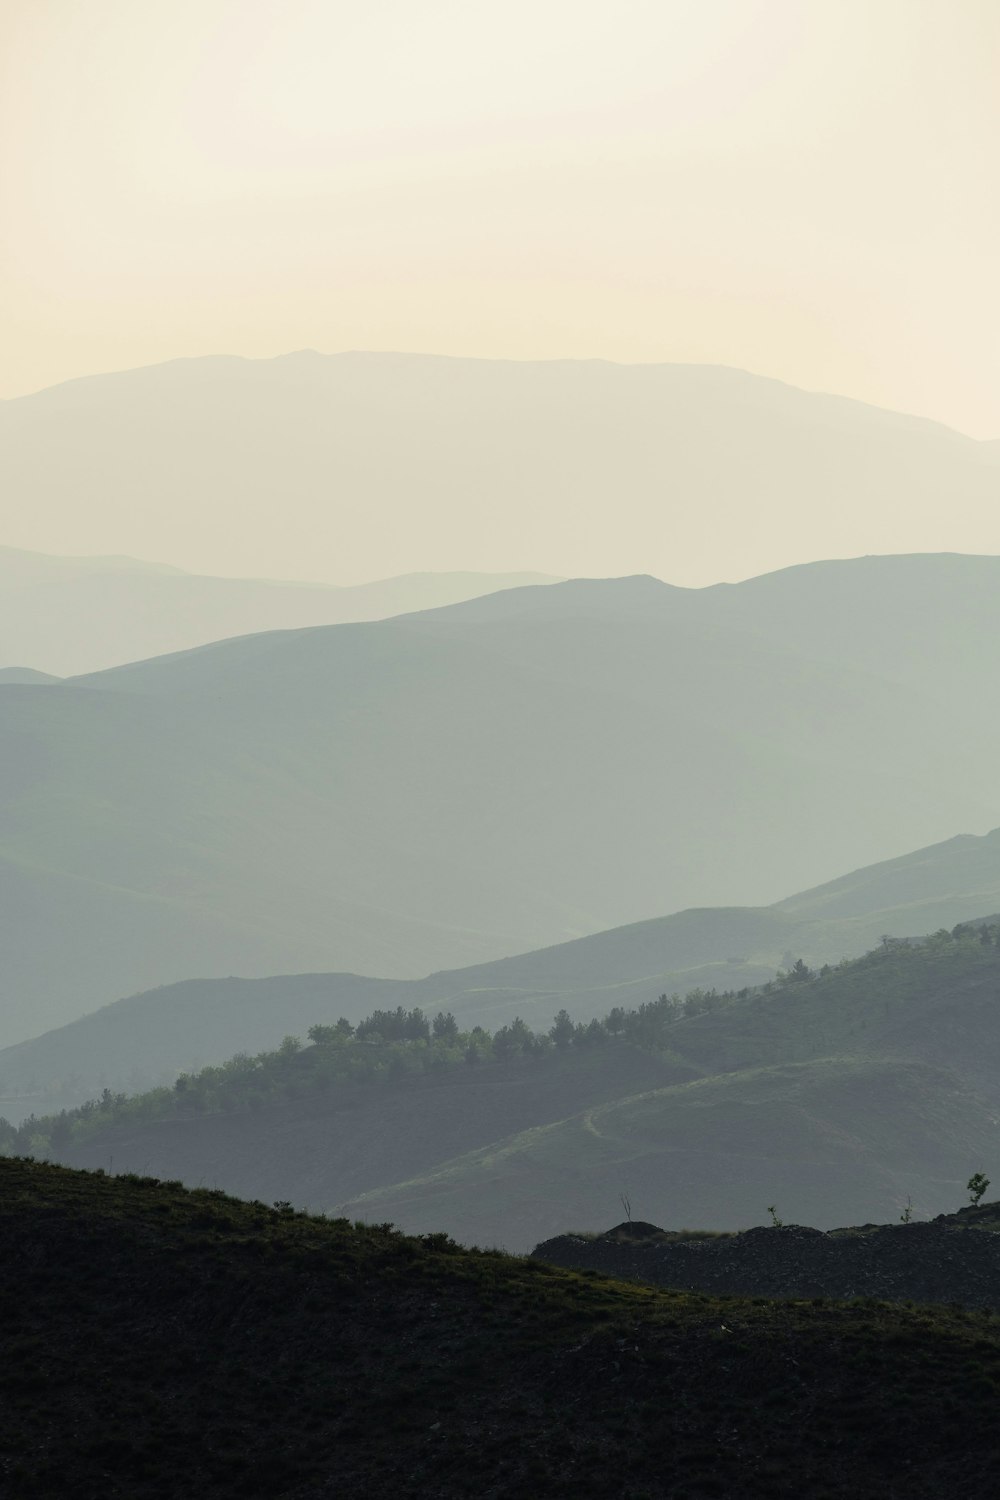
(5, 823), (1000, 1115)
(338, 930), (1000, 1246)
(16, 922), (1000, 1251)
(346, 1054), (995, 1250)
(5, 1156), (1000, 1498)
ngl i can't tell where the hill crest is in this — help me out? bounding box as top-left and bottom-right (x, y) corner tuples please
(6, 1154), (1000, 1497)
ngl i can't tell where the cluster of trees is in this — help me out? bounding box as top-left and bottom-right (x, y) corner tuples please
(0, 983), (755, 1159)
(5, 919), (1000, 1163)
(879, 920), (1000, 951)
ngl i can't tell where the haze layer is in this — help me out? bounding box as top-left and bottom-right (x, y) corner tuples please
(1, 354), (997, 584)
(4, 554), (1000, 1046)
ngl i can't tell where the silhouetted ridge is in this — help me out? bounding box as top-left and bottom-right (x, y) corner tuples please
(10, 920), (1000, 1253)
(534, 1202), (1000, 1309)
(0, 667), (61, 685)
(6, 548), (1000, 1047)
(5, 1157), (1000, 1497)
(7, 831), (1000, 1116)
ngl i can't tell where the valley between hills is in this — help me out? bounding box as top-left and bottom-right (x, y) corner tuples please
(7, 920), (1000, 1252)
(4, 551), (1000, 1050)
(3, 369), (1000, 1494)
(7, 6), (1000, 1487)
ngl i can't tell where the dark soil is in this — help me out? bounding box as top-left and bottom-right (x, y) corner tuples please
(7, 1158), (1000, 1499)
(533, 1203), (1000, 1308)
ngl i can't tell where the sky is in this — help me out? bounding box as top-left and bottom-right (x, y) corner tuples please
(0, 0), (997, 438)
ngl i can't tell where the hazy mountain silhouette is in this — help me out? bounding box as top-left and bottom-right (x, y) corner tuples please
(4, 557), (1000, 1045)
(0, 545), (556, 675)
(4, 824), (1000, 1117)
(0, 666), (61, 685)
(1, 353), (998, 585)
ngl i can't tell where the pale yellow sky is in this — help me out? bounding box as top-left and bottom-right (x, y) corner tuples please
(1, 0), (997, 436)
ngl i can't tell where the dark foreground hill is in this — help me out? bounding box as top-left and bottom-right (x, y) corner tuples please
(5, 1158), (1000, 1499)
(534, 1204), (1000, 1309)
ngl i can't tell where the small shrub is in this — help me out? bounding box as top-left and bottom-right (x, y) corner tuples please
(968, 1173), (991, 1207)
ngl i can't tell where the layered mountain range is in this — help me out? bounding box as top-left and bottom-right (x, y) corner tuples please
(4, 553), (1000, 1048)
(4, 821), (1000, 1116)
(36, 923), (1000, 1250)
(0, 544), (555, 676)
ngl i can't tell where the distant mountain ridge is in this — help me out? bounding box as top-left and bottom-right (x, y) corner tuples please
(0, 666), (60, 685)
(4, 555), (1000, 1046)
(1, 352), (998, 585)
(33, 920), (1000, 1250)
(4, 822), (1000, 1116)
(0, 545), (557, 675)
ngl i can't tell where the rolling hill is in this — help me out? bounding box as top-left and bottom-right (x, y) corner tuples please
(344, 1053), (995, 1251)
(2, 351), (998, 585)
(0, 543), (556, 675)
(5, 556), (1000, 1047)
(5, 822), (1000, 1116)
(535, 1202), (1000, 1308)
(0, 666), (60, 685)
(22, 923), (1000, 1251)
(310, 931), (1000, 1247)
(7, 1158), (1000, 1498)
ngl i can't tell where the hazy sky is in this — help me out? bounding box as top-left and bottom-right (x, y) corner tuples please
(1, 0), (997, 437)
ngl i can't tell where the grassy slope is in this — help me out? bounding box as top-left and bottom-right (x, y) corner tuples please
(6, 827), (1000, 1111)
(664, 931), (1000, 1085)
(337, 1056), (999, 1248)
(5, 1156), (1000, 1499)
(47, 932), (1000, 1250)
(60, 1046), (683, 1218)
(311, 937), (1000, 1245)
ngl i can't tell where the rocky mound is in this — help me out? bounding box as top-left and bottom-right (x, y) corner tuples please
(533, 1204), (1000, 1309)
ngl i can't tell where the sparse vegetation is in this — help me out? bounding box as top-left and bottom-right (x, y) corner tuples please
(8, 920), (1000, 1250)
(5, 1156), (1000, 1497)
(16, 920), (1000, 1163)
(969, 1173), (991, 1207)
(0, 981), (757, 1158)
(534, 1200), (1000, 1308)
